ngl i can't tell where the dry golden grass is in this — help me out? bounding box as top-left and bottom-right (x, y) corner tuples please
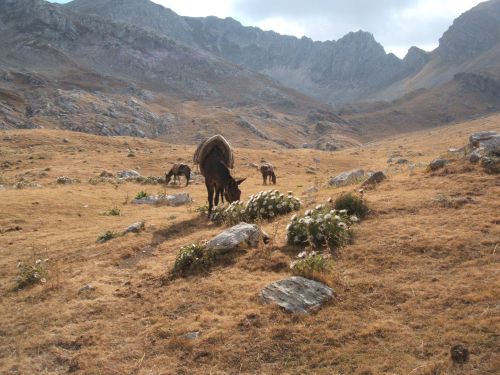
(0, 114), (499, 374)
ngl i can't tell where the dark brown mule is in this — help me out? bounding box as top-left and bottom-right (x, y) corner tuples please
(165, 164), (191, 186)
(202, 147), (245, 216)
(260, 164), (276, 185)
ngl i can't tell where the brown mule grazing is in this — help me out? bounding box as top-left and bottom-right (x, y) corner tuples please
(165, 164), (191, 186)
(260, 164), (276, 185)
(202, 147), (245, 216)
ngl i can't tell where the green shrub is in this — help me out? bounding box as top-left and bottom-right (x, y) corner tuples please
(290, 252), (331, 280)
(172, 243), (215, 275)
(334, 192), (369, 219)
(134, 191), (149, 200)
(97, 230), (119, 243)
(16, 259), (48, 289)
(287, 203), (356, 250)
(100, 207), (121, 216)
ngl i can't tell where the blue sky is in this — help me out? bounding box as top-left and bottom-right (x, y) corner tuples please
(49, 0), (484, 57)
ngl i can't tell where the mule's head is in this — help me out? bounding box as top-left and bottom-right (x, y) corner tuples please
(225, 177), (246, 202)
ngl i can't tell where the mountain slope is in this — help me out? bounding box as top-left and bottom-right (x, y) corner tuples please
(66, 0), (423, 104)
(377, 0), (500, 100)
(0, 0), (363, 149)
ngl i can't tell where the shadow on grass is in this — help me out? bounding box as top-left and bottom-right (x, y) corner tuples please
(150, 215), (209, 246)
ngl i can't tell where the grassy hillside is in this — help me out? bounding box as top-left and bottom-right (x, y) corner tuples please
(0, 114), (499, 374)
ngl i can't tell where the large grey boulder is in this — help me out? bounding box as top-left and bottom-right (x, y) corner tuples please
(329, 169), (365, 187)
(116, 170), (140, 178)
(206, 223), (270, 254)
(260, 276), (333, 313)
(469, 131), (498, 148)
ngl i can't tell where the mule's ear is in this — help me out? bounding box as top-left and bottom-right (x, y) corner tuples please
(236, 177), (247, 185)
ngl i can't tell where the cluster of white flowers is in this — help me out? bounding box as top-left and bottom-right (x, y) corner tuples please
(286, 203), (356, 250)
(212, 190), (302, 225)
(15, 258), (49, 288)
(245, 190), (301, 221)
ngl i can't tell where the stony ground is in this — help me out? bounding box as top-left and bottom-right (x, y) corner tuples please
(0, 114), (499, 375)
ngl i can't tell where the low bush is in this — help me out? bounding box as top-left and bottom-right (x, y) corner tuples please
(172, 243), (215, 275)
(287, 203), (356, 251)
(97, 230), (119, 243)
(15, 259), (48, 289)
(134, 191), (149, 200)
(100, 207), (121, 216)
(334, 192), (369, 219)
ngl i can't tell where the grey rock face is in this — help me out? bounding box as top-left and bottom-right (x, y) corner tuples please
(329, 169), (365, 187)
(206, 223), (270, 255)
(65, 0), (425, 104)
(260, 276), (333, 313)
(469, 131), (498, 147)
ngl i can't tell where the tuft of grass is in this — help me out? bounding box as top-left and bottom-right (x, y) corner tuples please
(172, 243), (215, 276)
(134, 191), (149, 200)
(290, 252), (332, 283)
(97, 230), (119, 243)
(100, 207), (121, 216)
(334, 192), (369, 219)
(15, 259), (48, 290)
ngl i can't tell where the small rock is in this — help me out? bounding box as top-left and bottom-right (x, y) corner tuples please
(116, 170), (141, 178)
(78, 284), (95, 294)
(123, 221), (145, 234)
(206, 223), (270, 255)
(428, 159), (448, 171)
(0, 185), (5, 191)
(62, 138), (70, 143)
(480, 155), (500, 174)
(183, 331), (200, 340)
(56, 176), (77, 185)
(302, 186), (318, 195)
(329, 169), (365, 187)
(362, 171), (386, 187)
(99, 171), (114, 178)
(260, 276), (333, 313)
(469, 150), (481, 163)
(395, 158), (410, 164)
(248, 163), (259, 168)
(450, 344), (469, 365)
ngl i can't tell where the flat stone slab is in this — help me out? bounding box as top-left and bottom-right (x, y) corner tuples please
(132, 193), (191, 206)
(116, 169), (140, 178)
(206, 222), (269, 254)
(260, 276), (333, 313)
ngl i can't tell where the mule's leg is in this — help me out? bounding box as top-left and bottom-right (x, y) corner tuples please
(185, 171), (190, 187)
(262, 173), (266, 185)
(206, 182), (214, 217)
